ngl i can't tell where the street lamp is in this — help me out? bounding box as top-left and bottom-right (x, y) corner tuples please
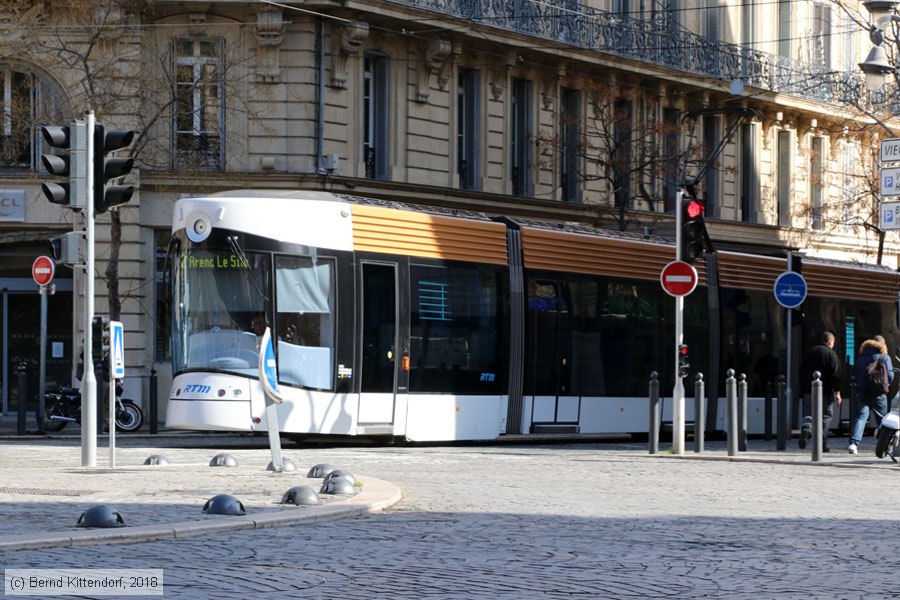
(860, 1), (900, 91)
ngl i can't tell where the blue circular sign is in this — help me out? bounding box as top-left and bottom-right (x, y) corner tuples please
(774, 271), (807, 308)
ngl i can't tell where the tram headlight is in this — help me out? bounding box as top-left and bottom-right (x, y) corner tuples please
(186, 211), (213, 243)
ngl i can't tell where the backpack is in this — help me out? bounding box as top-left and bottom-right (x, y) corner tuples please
(865, 356), (890, 396)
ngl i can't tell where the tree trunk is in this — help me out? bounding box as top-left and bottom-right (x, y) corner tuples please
(105, 210), (122, 321)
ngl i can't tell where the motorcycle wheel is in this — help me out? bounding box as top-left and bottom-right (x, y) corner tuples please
(875, 426), (896, 459)
(43, 402), (68, 432)
(115, 401), (143, 433)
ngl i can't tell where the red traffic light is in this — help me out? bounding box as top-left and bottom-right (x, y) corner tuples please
(679, 344), (689, 355)
(685, 199), (704, 219)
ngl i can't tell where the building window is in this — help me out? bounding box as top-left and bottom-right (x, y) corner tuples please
(841, 142), (857, 234)
(174, 37), (224, 170)
(363, 53), (389, 180)
(777, 130), (791, 227)
(511, 78), (532, 196)
(457, 68), (480, 190)
(0, 67), (66, 172)
(154, 230), (172, 361)
(702, 115), (719, 218)
(613, 98), (633, 208)
(740, 123), (758, 223)
(560, 87), (581, 203)
(812, 3), (832, 69)
(810, 136), (824, 230)
(704, 0), (720, 41)
(778, 0), (792, 58)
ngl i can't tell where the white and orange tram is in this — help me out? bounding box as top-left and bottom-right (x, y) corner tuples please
(165, 190), (900, 441)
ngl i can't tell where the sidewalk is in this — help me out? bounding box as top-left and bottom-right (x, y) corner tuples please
(0, 417), (402, 552)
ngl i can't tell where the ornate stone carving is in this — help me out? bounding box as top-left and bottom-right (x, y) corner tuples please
(415, 39), (451, 102)
(331, 20), (369, 89)
(489, 54), (517, 101)
(0, 2), (46, 45)
(254, 7), (289, 83)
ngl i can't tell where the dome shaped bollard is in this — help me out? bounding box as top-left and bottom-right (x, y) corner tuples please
(280, 486), (322, 506)
(306, 463), (335, 478)
(323, 469), (356, 485)
(267, 458), (297, 472)
(209, 453), (239, 467)
(143, 454), (169, 466)
(320, 478), (358, 496)
(77, 505), (126, 528)
(202, 494), (246, 516)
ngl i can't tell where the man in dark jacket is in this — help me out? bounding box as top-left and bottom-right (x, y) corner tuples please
(850, 335), (894, 454)
(799, 331), (842, 451)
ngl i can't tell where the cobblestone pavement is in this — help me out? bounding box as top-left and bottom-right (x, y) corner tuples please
(1, 431), (899, 598)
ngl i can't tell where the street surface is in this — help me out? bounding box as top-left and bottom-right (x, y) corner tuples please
(2, 435), (898, 599)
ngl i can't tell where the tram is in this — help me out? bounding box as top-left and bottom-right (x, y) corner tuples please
(165, 190), (900, 441)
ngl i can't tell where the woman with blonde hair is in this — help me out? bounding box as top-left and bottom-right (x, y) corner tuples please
(850, 335), (894, 454)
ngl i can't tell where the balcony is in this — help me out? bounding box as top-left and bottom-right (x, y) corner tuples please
(387, 0), (866, 108)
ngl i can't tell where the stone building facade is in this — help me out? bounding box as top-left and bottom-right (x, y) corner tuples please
(0, 0), (896, 420)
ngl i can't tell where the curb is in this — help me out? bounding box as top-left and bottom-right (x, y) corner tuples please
(0, 477), (402, 553)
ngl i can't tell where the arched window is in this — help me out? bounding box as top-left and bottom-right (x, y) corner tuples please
(0, 65), (68, 173)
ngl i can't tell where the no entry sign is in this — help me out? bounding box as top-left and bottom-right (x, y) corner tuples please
(32, 255), (55, 286)
(660, 260), (698, 297)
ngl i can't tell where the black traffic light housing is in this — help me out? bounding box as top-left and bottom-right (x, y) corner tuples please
(40, 124), (86, 209)
(680, 195), (707, 264)
(677, 344), (690, 378)
(94, 125), (135, 214)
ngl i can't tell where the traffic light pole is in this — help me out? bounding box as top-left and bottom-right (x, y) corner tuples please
(673, 188), (685, 454)
(81, 111), (97, 468)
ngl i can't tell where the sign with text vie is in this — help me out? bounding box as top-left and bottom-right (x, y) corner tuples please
(882, 138), (900, 163)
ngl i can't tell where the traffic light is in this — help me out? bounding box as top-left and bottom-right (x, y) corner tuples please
(49, 232), (81, 266)
(680, 195), (706, 264)
(94, 125), (135, 214)
(91, 316), (111, 364)
(677, 344), (690, 378)
(40, 123), (86, 210)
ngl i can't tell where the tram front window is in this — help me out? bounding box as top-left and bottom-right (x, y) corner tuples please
(172, 249), (271, 376)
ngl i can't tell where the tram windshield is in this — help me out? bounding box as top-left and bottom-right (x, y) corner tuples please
(172, 248), (271, 376)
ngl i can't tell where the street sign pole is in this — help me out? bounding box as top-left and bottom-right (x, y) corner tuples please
(38, 284), (47, 434)
(32, 255), (55, 435)
(673, 188), (685, 455)
(82, 110), (96, 468)
(785, 251), (793, 437)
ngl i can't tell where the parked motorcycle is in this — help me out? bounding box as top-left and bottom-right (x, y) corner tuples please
(42, 380), (143, 433)
(875, 359), (900, 462)
(875, 401), (900, 462)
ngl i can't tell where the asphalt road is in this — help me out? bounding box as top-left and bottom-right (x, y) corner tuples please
(2, 435), (897, 599)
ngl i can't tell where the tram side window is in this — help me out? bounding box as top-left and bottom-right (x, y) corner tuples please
(274, 255), (335, 390)
(409, 263), (507, 394)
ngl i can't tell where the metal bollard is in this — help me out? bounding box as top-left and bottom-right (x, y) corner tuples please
(649, 371), (660, 455)
(777, 375), (787, 451)
(811, 371), (823, 462)
(694, 373), (705, 453)
(16, 361), (27, 435)
(149, 368), (158, 435)
(726, 369), (738, 457)
(738, 373), (748, 451)
(764, 381), (773, 441)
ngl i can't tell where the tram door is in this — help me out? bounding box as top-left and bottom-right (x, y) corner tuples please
(525, 280), (580, 433)
(358, 263), (401, 429)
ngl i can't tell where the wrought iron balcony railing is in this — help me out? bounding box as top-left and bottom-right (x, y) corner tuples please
(387, 0), (869, 109)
